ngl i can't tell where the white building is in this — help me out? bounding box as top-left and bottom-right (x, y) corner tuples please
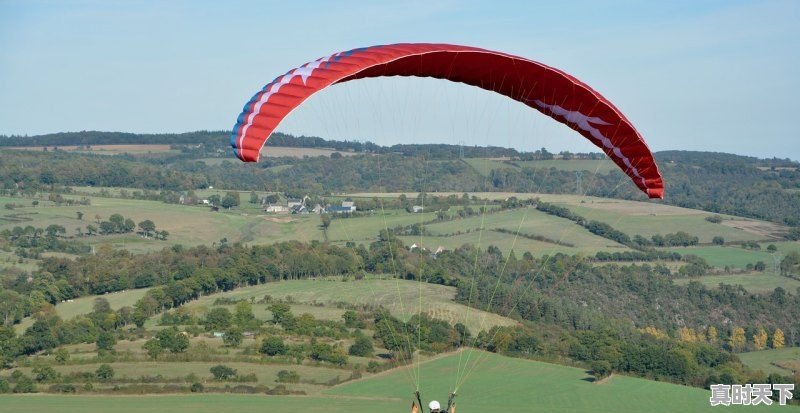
(265, 205), (289, 213)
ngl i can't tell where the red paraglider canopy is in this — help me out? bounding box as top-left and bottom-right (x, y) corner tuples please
(232, 43), (663, 198)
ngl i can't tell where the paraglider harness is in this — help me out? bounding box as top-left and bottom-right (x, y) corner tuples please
(412, 391), (456, 413)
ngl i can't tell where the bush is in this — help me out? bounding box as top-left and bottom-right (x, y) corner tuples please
(33, 366), (60, 383)
(96, 364), (115, 380)
(13, 376), (37, 393)
(348, 334), (374, 357)
(230, 385), (258, 394)
(260, 336), (287, 356)
(190, 382), (204, 393)
(0, 378), (9, 393)
(591, 360), (612, 380)
(210, 364), (237, 380)
(276, 370), (300, 384)
(48, 383), (77, 393)
(366, 361), (381, 373)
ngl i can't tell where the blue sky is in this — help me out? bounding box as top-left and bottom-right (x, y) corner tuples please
(1, 0), (798, 160)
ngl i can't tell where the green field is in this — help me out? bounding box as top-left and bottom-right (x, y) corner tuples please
(326, 209), (426, 242)
(668, 246), (776, 269)
(421, 208), (625, 250)
(565, 202), (767, 243)
(170, 278), (515, 335)
(0, 194), (324, 255)
(0, 394), (396, 413)
(327, 351), (779, 412)
(14, 288), (150, 333)
(739, 347), (800, 376)
(1, 351), (784, 412)
(674, 273), (800, 294)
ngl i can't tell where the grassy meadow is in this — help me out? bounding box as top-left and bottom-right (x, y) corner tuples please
(327, 351), (779, 413)
(0, 351), (785, 413)
(738, 347), (800, 376)
(167, 278), (516, 335)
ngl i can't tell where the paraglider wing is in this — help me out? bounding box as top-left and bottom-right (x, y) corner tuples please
(231, 43), (664, 198)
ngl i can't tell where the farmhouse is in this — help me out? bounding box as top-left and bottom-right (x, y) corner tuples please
(265, 204), (289, 214)
(326, 201), (357, 214)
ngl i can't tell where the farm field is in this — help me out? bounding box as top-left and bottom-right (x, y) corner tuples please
(0, 194), (324, 254)
(326, 209), (425, 242)
(327, 350), (777, 413)
(565, 202), (770, 243)
(420, 208), (624, 250)
(739, 347), (800, 376)
(399, 231), (602, 258)
(667, 246), (776, 269)
(673, 273), (800, 294)
(0, 351), (781, 413)
(170, 278), (516, 334)
(14, 288), (150, 333)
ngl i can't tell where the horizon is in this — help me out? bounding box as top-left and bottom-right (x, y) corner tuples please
(1, 129), (796, 162)
(1, 1), (798, 160)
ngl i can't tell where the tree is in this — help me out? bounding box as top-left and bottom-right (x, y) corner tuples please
(342, 310), (363, 328)
(233, 301), (257, 330)
(260, 336), (287, 356)
(591, 360), (612, 380)
(208, 194), (221, 207)
(76, 211), (83, 220)
(753, 327), (768, 350)
(729, 327), (746, 352)
(712, 236), (725, 246)
(767, 244), (778, 253)
(108, 214), (125, 232)
(96, 331), (117, 352)
(0, 290), (26, 326)
(32, 366), (59, 382)
(249, 191), (259, 204)
(95, 364), (114, 380)
(12, 375), (36, 393)
(210, 364), (237, 380)
(268, 303), (293, 327)
(54, 347), (70, 364)
(320, 214), (332, 229)
(707, 326), (718, 344)
(144, 338), (164, 359)
(123, 218), (136, 233)
(223, 326), (243, 348)
(772, 328), (785, 349)
(348, 334), (374, 357)
(221, 194), (238, 209)
(155, 327), (189, 353)
(138, 220), (156, 238)
(780, 251), (800, 276)
(203, 307), (232, 331)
